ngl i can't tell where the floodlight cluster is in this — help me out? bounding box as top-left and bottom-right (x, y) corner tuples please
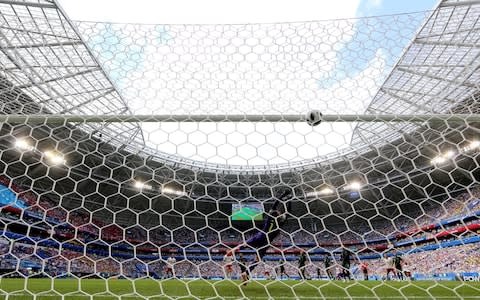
(305, 182), (362, 198)
(14, 138), (66, 165)
(431, 141), (480, 166)
(14, 139), (34, 152)
(133, 180), (186, 196)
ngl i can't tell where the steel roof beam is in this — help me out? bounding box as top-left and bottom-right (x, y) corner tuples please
(15, 67), (100, 88)
(0, 0), (55, 9)
(440, 0), (480, 7)
(397, 67), (478, 88)
(414, 39), (480, 48)
(2, 41), (82, 49)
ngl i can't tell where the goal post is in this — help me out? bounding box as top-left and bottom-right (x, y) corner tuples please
(1, 113), (479, 123)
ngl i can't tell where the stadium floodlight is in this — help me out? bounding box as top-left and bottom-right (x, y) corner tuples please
(162, 187), (186, 196)
(346, 182), (362, 191)
(134, 181), (145, 189)
(431, 155), (447, 165)
(464, 140), (480, 152)
(470, 140), (480, 149)
(318, 187), (334, 195)
(304, 186), (334, 197)
(14, 139), (34, 151)
(134, 180), (154, 190)
(44, 151), (66, 165)
(431, 150), (455, 165)
(444, 150), (455, 158)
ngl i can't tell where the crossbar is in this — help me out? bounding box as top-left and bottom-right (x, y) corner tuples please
(0, 114), (478, 123)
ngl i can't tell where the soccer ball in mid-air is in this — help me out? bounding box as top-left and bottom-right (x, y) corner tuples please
(306, 110), (323, 126)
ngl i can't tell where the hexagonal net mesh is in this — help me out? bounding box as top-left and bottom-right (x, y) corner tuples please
(1, 0), (480, 299)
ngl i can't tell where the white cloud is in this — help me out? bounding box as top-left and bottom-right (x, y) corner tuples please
(58, 0), (361, 24)
(367, 0), (383, 8)
(62, 0), (395, 167)
(77, 19), (361, 116)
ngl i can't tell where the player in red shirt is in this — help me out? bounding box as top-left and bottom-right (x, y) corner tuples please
(360, 262), (369, 280)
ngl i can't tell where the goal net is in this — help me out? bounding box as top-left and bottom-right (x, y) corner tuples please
(0, 0), (480, 299)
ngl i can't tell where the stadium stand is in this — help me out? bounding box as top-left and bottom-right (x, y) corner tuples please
(1, 176), (478, 280)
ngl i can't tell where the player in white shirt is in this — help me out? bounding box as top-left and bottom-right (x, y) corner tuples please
(403, 261), (412, 280)
(384, 254), (395, 280)
(165, 255), (176, 278)
(223, 252), (234, 279)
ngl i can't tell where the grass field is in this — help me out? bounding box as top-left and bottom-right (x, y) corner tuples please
(0, 278), (479, 299)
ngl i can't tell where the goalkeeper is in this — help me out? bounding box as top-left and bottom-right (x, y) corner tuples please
(228, 189), (292, 280)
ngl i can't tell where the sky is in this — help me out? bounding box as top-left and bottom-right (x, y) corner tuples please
(58, 0), (438, 24)
(56, 0), (439, 168)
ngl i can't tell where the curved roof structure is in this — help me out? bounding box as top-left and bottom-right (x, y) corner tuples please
(0, 0), (479, 175)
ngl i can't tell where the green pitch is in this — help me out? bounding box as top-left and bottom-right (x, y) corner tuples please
(0, 278), (479, 299)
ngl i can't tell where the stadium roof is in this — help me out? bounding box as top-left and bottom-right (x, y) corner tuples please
(0, 0), (479, 174)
